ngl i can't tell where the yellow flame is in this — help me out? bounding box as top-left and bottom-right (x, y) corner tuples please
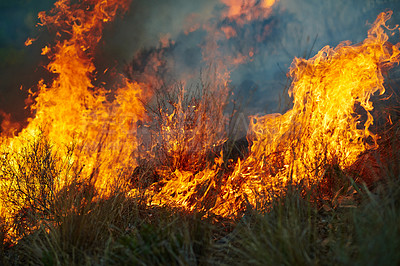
(1, 0), (148, 242)
(1, 0), (399, 244)
(147, 11), (400, 218)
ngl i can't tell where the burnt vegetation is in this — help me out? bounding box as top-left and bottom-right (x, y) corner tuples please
(1, 73), (400, 265)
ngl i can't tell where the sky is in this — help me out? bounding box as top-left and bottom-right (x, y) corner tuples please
(1, 0), (400, 123)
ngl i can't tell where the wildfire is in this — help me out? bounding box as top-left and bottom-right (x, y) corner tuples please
(0, 0), (399, 244)
(221, 0), (278, 25)
(0, 0), (148, 242)
(3, 0), (149, 189)
(146, 11), (400, 217)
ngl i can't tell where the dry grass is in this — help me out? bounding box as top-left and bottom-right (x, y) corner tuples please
(1, 75), (400, 265)
(0, 123), (398, 265)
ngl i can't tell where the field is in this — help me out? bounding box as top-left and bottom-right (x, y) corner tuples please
(1, 1), (400, 265)
(1, 126), (399, 265)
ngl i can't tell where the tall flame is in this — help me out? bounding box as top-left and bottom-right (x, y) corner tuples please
(146, 11), (400, 217)
(3, 0), (148, 189)
(0, 0), (399, 245)
(0, 0), (148, 241)
(212, 11), (400, 216)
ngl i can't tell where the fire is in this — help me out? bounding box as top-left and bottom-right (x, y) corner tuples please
(221, 0), (278, 24)
(1, 0), (148, 242)
(145, 11), (400, 217)
(0, 0), (399, 244)
(24, 37), (37, 47)
(3, 0), (148, 190)
(209, 11), (400, 216)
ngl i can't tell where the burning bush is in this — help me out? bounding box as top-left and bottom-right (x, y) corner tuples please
(1, 1), (400, 264)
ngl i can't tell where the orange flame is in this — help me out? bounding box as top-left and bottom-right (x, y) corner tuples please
(211, 11), (400, 216)
(145, 11), (400, 218)
(24, 37), (37, 47)
(1, 0), (399, 244)
(0, 0), (149, 241)
(221, 0), (278, 24)
(5, 0), (147, 189)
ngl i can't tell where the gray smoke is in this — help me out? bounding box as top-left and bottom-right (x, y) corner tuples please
(1, 0), (400, 124)
(102, 0), (400, 113)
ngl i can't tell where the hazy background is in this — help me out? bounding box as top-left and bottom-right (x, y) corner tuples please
(1, 0), (400, 124)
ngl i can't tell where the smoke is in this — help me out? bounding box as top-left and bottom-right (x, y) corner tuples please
(0, 0), (54, 123)
(1, 0), (400, 125)
(101, 0), (400, 113)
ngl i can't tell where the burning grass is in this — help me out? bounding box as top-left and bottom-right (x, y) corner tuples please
(1, 88), (399, 265)
(1, 132), (400, 265)
(1, 0), (400, 264)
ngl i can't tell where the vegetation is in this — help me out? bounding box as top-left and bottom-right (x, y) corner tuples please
(1, 1), (400, 265)
(0, 110), (398, 265)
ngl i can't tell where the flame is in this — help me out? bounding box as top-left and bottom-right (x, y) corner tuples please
(210, 0), (280, 74)
(4, 0), (147, 189)
(210, 11), (400, 216)
(24, 37), (37, 47)
(221, 0), (278, 24)
(1, 0), (399, 244)
(144, 11), (400, 218)
(0, 0), (149, 242)
(0, 111), (21, 137)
